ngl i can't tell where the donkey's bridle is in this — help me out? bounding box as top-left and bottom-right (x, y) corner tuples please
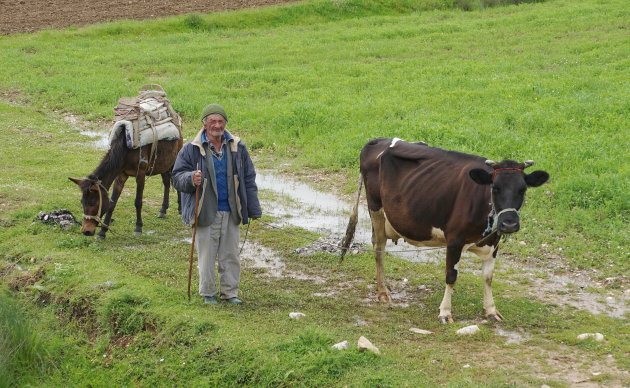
(82, 180), (109, 228)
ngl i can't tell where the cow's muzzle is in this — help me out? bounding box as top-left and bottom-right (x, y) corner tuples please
(499, 219), (520, 234)
(496, 208), (520, 234)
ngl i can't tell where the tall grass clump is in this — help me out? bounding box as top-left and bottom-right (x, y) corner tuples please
(0, 291), (54, 386)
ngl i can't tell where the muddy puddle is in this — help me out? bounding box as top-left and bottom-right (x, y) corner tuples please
(79, 130), (110, 151)
(64, 114), (111, 151)
(80, 125), (627, 320)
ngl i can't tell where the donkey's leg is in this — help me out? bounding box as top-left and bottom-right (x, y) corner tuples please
(438, 240), (464, 323)
(97, 174), (128, 240)
(369, 208), (391, 302)
(158, 171), (172, 218)
(134, 172), (146, 236)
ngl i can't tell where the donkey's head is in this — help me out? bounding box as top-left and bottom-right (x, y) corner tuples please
(69, 176), (110, 236)
(469, 160), (549, 234)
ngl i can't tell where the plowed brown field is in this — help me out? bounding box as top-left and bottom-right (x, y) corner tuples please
(0, 0), (300, 35)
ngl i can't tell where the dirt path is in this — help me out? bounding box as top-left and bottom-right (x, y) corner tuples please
(0, 0), (301, 35)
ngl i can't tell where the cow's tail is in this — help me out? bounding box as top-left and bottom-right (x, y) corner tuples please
(339, 173), (363, 262)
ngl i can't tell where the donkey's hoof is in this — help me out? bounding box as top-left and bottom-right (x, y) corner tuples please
(158, 212), (166, 219)
(96, 234), (105, 240)
(134, 231), (142, 236)
(438, 315), (453, 324)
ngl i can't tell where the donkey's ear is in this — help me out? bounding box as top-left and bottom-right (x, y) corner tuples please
(469, 168), (493, 185)
(68, 177), (83, 186)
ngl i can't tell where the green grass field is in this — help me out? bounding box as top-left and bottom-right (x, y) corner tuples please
(0, 0), (628, 386)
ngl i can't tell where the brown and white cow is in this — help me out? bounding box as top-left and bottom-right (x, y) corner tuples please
(341, 138), (549, 323)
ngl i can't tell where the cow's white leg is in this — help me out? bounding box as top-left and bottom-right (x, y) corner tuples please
(470, 245), (503, 321)
(438, 284), (454, 323)
(369, 209), (391, 302)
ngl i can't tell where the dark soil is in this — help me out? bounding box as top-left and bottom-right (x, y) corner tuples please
(0, 0), (301, 35)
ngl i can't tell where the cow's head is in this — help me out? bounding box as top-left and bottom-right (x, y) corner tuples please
(469, 160), (549, 234)
(69, 176), (110, 236)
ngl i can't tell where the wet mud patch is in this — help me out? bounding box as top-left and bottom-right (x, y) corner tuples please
(494, 327), (531, 344)
(293, 237), (366, 256)
(463, 340), (629, 388)
(500, 261), (628, 319)
(63, 113), (111, 150)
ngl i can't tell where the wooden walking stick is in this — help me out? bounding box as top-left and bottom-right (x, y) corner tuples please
(187, 168), (201, 300)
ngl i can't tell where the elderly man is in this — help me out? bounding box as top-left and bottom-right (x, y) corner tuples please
(173, 104), (261, 305)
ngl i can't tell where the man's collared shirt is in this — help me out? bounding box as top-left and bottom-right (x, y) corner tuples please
(201, 131), (226, 159)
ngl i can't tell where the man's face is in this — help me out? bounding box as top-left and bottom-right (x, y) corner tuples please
(204, 114), (226, 140)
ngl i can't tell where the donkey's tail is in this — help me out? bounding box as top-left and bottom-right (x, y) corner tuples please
(339, 173), (363, 262)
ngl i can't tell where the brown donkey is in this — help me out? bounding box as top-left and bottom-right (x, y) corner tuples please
(70, 134), (183, 238)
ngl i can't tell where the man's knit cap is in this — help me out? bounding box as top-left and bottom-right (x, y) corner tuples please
(201, 104), (228, 123)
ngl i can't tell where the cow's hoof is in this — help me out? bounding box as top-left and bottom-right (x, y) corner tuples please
(438, 315), (453, 324)
(377, 293), (391, 302)
(158, 212), (166, 218)
(487, 312), (504, 322)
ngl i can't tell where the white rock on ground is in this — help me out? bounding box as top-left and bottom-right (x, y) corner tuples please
(409, 328), (433, 335)
(456, 325), (480, 335)
(332, 340), (349, 350)
(288, 312), (306, 320)
(357, 336), (381, 354)
(576, 333), (604, 342)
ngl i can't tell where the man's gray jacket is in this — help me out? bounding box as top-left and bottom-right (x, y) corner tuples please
(172, 128), (261, 226)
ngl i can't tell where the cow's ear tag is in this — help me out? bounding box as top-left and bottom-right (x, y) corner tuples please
(469, 169), (493, 185)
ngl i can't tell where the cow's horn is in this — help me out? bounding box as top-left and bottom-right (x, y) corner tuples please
(485, 160), (498, 167)
(523, 160), (534, 168)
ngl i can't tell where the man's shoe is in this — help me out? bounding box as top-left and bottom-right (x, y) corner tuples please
(204, 296), (219, 305)
(225, 297), (243, 305)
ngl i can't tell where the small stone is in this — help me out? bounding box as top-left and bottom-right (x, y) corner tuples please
(289, 312), (306, 320)
(456, 325), (480, 335)
(409, 328), (433, 335)
(519, 241), (526, 245)
(541, 385), (551, 388)
(331, 340), (349, 350)
(576, 333), (604, 342)
(463, 364), (471, 368)
(357, 336), (380, 354)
